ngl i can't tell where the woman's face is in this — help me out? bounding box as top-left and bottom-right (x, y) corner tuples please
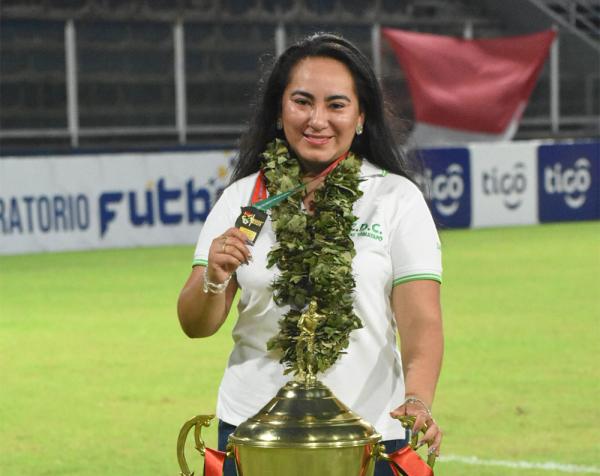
(280, 56), (364, 174)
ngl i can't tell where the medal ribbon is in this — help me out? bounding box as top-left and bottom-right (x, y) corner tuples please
(251, 152), (349, 211)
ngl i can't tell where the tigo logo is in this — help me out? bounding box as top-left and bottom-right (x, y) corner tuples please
(543, 158), (591, 209)
(421, 164), (464, 216)
(482, 162), (527, 210)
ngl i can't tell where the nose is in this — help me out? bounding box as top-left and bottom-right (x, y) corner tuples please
(308, 104), (327, 130)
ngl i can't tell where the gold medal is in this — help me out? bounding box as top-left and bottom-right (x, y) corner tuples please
(235, 206), (267, 244)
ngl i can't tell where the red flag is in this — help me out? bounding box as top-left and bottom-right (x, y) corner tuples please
(383, 28), (556, 143)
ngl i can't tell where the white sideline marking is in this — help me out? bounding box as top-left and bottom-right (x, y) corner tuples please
(439, 454), (600, 474)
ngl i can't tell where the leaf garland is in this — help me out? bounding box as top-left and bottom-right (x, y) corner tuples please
(262, 139), (364, 376)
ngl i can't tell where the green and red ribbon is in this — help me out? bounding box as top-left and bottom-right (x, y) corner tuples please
(251, 151), (348, 211)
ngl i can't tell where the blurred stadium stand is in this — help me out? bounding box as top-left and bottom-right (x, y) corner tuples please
(0, 0), (598, 152)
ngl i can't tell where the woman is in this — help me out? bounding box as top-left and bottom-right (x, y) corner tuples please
(177, 33), (443, 476)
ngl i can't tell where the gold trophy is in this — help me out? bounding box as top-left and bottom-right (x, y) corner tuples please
(177, 301), (435, 475)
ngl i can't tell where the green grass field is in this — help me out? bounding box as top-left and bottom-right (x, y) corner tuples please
(1, 221), (598, 476)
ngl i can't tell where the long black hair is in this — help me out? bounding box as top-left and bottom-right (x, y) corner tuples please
(230, 32), (413, 183)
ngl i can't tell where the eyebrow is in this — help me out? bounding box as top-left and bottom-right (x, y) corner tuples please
(290, 89), (352, 102)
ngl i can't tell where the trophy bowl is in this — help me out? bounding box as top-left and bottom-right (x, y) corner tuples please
(228, 379), (381, 476)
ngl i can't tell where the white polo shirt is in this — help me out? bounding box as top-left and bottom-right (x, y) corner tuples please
(193, 160), (442, 440)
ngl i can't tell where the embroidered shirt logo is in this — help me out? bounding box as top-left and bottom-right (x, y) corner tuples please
(351, 222), (383, 241)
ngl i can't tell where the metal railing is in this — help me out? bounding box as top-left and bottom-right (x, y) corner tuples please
(0, 17), (598, 149)
(526, 0), (600, 50)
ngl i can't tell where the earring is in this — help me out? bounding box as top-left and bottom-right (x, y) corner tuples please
(276, 118), (283, 130)
(356, 123), (363, 136)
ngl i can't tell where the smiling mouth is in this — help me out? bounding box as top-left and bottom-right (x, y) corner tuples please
(303, 134), (332, 145)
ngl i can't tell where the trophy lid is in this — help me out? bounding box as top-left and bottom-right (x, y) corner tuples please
(229, 380), (381, 449)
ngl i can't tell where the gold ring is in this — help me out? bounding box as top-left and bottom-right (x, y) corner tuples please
(221, 237), (228, 252)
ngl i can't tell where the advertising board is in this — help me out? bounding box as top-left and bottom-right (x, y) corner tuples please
(415, 148), (471, 228)
(0, 151), (234, 254)
(538, 142), (600, 222)
(470, 143), (538, 228)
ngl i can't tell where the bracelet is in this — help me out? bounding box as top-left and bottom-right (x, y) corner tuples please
(403, 395), (432, 415)
(202, 267), (232, 294)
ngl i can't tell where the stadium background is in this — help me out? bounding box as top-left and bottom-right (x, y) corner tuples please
(1, 0), (599, 149)
(1, 1), (599, 475)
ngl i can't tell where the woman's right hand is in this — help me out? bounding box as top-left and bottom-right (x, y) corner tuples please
(206, 227), (253, 284)
(177, 227), (252, 338)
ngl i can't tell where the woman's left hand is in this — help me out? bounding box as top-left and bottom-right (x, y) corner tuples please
(390, 400), (442, 457)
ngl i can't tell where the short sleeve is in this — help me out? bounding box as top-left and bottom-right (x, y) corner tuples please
(389, 188), (442, 286)
(192, 186), (240, 267)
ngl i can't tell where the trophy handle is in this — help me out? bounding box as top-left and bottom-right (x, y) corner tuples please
(176, 414), (215, 476)
(394, 415), (437, 468)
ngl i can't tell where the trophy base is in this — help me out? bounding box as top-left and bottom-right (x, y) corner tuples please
(233, 445), (377, 476)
